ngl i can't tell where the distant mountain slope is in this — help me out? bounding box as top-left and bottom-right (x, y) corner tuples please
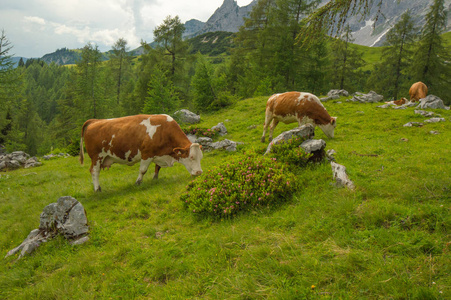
(184, 0), (257, 38)
(189, 31), (235, 56)
(342, 0), (451, 47)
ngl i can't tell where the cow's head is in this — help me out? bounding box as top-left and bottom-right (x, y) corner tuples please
(174, 143), (203, 176)
(318, 117), (337, 138)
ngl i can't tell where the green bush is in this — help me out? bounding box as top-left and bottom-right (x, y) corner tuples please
(181, 151), (299, 218)
(269, 137), (312, 168)
(183, 126), (221, 139)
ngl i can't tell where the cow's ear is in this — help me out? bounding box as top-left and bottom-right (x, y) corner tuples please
(173, 147), (189, 157)
(331, 117), (337, 126)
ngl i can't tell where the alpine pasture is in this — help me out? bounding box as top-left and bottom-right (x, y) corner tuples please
(1, 96), (450, 299)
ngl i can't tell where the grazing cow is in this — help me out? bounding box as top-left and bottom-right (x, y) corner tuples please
(409, 81), (428, 102)
(80, 114), (203, 191)
(261, 92), (337, 142)
(385, 97), (409, 106)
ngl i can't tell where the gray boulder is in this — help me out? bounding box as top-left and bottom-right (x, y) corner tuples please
(5, 196), (89, 260)
(417, 95), (448, 110)
(209, 139), (237, 152)
(424, 117), (446, 123)
(321, 89), (349, 102)
(173, 109), (200, 124)
(0, 151), (42, 171)
(414, 110), (435, 117)
(265, 124), (315, 155)
(301, 139), (327, 162)
(24, 157), (42, 168)
(300, 139), (326, 153)
(211, 122), (227, 136)
(348, 91), (384, 103)
(331, 162), (355, 190)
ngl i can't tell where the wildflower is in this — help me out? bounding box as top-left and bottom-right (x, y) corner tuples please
(311, 285), (315, 289)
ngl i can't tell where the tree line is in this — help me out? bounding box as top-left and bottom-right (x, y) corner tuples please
(0, 0), (449, 156)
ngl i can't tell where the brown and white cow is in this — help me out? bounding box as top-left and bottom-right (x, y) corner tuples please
(385, 97), (409, 106)
(409, 81), (428, 102)
(261, 92), (337, 142)
(80, 114), (203, 191)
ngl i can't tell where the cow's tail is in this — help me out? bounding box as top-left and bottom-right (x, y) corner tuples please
(79, 119), (95, 165)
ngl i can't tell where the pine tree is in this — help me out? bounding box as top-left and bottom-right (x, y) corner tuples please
(411, 0), (450, 103)
(110, 38), (131, 108)
(153, 16), (188, 78)
(367, 12), (417, 99)
(330, 25), (365, 93)
(74, 43), (104, 119)
(191, 55), (216, 111)
(143, 67), (180, 115)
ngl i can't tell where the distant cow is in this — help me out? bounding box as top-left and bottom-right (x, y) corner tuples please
(385, 97), (409, 106)
(80, 114), (203, 191)
(409, 81), (428, 102)
(261, 92), (337, 142)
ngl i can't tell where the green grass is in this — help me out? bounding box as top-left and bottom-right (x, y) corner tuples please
(1, 97), (450, 299)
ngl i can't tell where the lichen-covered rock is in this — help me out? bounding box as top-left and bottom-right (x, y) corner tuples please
(6, 196), (89, 260)
(173, 109), (201, 124)
(265, 124), (315, 155)
(417, 95), (448, 110)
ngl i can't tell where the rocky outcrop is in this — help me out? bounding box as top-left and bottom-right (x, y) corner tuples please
(321, 89), (349, 101)
(5, 196), (89, 260)
(417, 95), (449, 110)
(185, 0), (257, 38)
(173, 109), (201, 124)
(331, 162), (355, 190)
(348, 91), (384, 103)
(0, 151), (41, 171)
(264, 124), (315, 155)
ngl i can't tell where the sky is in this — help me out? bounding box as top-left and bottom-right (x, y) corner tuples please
(1, 0), (254, 58)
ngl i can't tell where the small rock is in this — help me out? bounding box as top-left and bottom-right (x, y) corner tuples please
(424, 117), (445, 123)
(403, 122), (423, 127)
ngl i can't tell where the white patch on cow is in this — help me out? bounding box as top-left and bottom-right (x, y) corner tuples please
(165, 115), (174, 122)
(99, 147), (142, 168)
(276, 114), (298, 124)
(300, 92), (324, 107)
(298, 115), (316, 126)
(153, 155), (177, 167)
(124, 150), (132, 161)
(140, 118), (161, 139)
(109, 134), (115, 147)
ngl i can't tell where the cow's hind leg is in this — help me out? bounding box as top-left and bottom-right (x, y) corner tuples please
(90, 160), (102, 192)
(136, 158), (152, 185)
(268, 119), (279, 142)
(153, 165), (161, 180)
(261, 111), (273, 143)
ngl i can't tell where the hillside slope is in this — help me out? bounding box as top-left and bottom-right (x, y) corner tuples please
(1, 96), (450, 298)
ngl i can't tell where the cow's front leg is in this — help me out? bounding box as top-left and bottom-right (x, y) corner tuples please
(136, 158), (152, 185)
(153, 165), (161, 180)
(90, 161), (102, 192)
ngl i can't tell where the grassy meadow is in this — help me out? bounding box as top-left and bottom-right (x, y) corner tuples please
(1, 95), (450, 299)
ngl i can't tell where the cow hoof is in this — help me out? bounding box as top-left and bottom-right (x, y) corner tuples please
(268, 137), (273, 142)
(261, 137), (265, 143)
(95, 187), (102, 192)
(135, 180), (142, 185)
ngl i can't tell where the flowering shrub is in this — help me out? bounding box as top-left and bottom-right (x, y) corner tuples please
(269, 137), (312, 168)
(183, 126), (221, 139)
(181, 152), (299, 218)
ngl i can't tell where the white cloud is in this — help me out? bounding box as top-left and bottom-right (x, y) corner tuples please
(24, 16), (46, 25)
(2, 0), (254, 57)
